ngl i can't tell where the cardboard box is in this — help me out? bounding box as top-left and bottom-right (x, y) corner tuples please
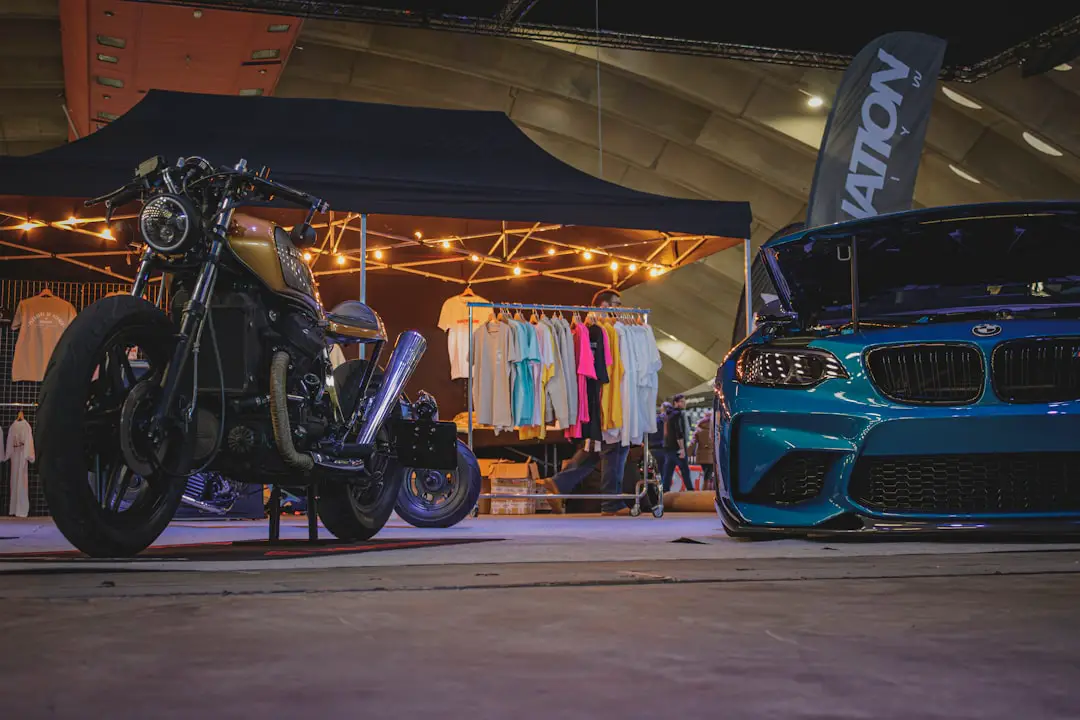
(489, 461), (539, 514)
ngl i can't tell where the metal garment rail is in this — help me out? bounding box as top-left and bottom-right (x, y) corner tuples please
(465, 301), (664, 517)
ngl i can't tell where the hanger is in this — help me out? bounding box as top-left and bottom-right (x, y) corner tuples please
(461, 285), (475, 297)
(529, 308), (540, 324)
(512, 307), (524, 321)
(39, 286), (53, 297)
(16, 410), (24, 421)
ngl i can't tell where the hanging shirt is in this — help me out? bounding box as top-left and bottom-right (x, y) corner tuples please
(565, 321), (598, 441)
(471, 321), (516, 429)
(601, 322), (624, 432)
(554, 318), (578, 427)
(509, 320), (540, 427)
(539, 317), (569, 428)
(438, 292), (490, 380)
(7, 418), (34, 518)
(617, 322), (639, 446)
(11, 293), (77, 382)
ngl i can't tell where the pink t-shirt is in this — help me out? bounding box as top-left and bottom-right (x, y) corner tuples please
(565, 323), (597, 439)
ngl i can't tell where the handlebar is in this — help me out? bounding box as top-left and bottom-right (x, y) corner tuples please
(83, 166), (328, 213)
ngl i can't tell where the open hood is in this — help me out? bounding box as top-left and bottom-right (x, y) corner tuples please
(759, 202), (1080, 328)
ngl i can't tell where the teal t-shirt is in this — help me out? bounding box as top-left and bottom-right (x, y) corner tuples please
(510, 320), (541, 426)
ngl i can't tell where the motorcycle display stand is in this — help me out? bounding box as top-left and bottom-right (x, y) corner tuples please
(267, 484), (320, 544)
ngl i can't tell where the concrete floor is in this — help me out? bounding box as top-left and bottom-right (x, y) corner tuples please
(2, 516), (1080, 718)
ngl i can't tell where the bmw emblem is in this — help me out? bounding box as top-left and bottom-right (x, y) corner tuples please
(972, 323), (1002, 338)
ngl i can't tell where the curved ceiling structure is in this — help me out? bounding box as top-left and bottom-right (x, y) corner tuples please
(3, 3), (1080, 395)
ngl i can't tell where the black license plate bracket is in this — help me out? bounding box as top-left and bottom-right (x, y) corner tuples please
(391, 419), (459, 470)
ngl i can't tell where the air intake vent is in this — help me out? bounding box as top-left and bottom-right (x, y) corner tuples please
(850, 453), (1080, 514)
(992, 338), (1080, 404)
(744, 452), (829, 505)
(866, 344), (984, 404)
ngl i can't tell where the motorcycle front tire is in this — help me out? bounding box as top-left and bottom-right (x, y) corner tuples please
(316, 359), (405, 542)
(38, 296), (188, 557)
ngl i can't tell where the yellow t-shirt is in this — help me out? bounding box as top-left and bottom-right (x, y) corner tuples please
(11, 294), (77, 382)
(600, 323), (623, 430)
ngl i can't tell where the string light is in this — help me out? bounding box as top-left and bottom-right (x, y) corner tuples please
(513, 265), (522, 276)
(15, 221), (39, 231)
(302, 252), (313, 262)
(62, 216), (77, 225)
(547, 247), (556, 256)
(470, 253), (480, 262)
(441, 239), (450, 249)
(100, 227), (114, 240)
(374, 249), (384, 260)
(649, 267), (659, 277)
(609, 261), (619, 271)
(583, 250), (593, 261)
(629, 263), (638, 272)
(335, 254), (346, 266)
(414, 231), (423, 240)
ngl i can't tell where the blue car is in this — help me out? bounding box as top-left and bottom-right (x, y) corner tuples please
(713, 201), (1080, 537)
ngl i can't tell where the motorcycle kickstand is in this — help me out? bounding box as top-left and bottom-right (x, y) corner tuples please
(268, 485), (282, 544)
(307, 483), (319, 543)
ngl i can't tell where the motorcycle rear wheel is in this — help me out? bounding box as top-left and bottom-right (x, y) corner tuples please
(395, 440), (481, 529)
(38, 295), (189, 558)
(316, 359), (405, 541)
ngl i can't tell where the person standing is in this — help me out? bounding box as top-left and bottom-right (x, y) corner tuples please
(661, 394), (691, 492)
(692, 412), (715, 490)
(545, 289), (631, 516)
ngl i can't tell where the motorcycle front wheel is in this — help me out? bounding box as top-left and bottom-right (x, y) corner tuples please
(38, 295), (189, 557)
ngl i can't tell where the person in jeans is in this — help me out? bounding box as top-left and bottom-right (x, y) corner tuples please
(545, 289), (631, 516)
(661, 394), (692, 492)
(691, 411), (715, 490)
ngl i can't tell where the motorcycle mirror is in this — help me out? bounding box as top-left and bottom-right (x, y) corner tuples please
(291, 223), (317, 249)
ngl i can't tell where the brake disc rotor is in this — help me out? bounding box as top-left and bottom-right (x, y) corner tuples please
(119, 380), (169, 477)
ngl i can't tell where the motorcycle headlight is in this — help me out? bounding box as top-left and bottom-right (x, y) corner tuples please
(735, 346), (848, 388)
(139, 194), (198, 255)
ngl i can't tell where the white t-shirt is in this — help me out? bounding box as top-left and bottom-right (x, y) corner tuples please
(437, 292), (489, 380)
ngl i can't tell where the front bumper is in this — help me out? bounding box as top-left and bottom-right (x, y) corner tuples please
(716, 382), (1080, 535)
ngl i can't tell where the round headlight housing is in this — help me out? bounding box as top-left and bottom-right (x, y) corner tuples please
(735, 346), (849, 388)
(139, 194), (199, 255)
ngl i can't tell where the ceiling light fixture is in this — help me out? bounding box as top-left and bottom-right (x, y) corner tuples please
(414, 231), (423, 240)
(941, 86), (982, 110)
(513, 265), (522, 276)
(97, 53), (118, 64)
(373, 249), (384, 260)
(15, 221), (39, 231)
(628, 263), (638, 272)
(96, 35), (126, 49)
(582, 250), (593, 260)
(302, 252), (312, 262)
(948, 164), (982, 184)
(101, 227), (114, 240)
(193, 9), (203, 18)
(268, 23), (291, 33)
(1022, 131), (1063, 157)
(609, 261), (619, 271)
(251, 49), (281, 61)
(547, 247), (556, 255)
(470, 254), (480, 262)
(1054, 63), (1073, 72)
(238, 88), (263, 96)
(441, 239), (450, 249)
(335, 254), (346, 265)
(806, 95), (824, 108)
(649, 268), (659, 277)
(96, 76), (124, 88)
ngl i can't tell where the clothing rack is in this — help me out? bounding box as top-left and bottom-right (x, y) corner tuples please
(465, 301), (663, 518)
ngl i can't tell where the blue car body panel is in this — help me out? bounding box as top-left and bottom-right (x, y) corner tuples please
(713, 202), (1080, 535)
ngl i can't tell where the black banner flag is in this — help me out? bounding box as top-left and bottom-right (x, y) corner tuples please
(805, 32), (947, 228)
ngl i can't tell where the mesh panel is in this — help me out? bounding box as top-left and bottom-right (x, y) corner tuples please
(0, 279), (166, 516)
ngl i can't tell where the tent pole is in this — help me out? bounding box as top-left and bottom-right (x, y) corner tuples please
(744, 237), (754, 336)
(359, 213), (367, 361)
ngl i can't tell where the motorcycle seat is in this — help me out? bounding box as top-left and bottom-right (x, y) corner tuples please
(327, 300), (387, 342)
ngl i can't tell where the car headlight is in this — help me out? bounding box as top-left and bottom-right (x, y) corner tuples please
(139, 194), (199, 255)
(735, 346), (848, 388)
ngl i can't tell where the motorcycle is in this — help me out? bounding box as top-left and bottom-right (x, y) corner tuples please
(37, 155), (472, 557)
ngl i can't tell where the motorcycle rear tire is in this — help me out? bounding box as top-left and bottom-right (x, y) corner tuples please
(395, 440), (481, 529)
(38, 295), (187, 557)
(316, 359), (405, 542)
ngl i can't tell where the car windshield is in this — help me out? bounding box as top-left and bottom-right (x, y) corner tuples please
(767, 208), (1080, 326)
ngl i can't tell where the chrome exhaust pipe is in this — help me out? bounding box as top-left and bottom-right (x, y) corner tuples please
(352, 330), (427, 445)
(180, 493), (229, 515)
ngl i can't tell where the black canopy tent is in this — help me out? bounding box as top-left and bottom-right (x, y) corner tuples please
(0, 90), (751, 238)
